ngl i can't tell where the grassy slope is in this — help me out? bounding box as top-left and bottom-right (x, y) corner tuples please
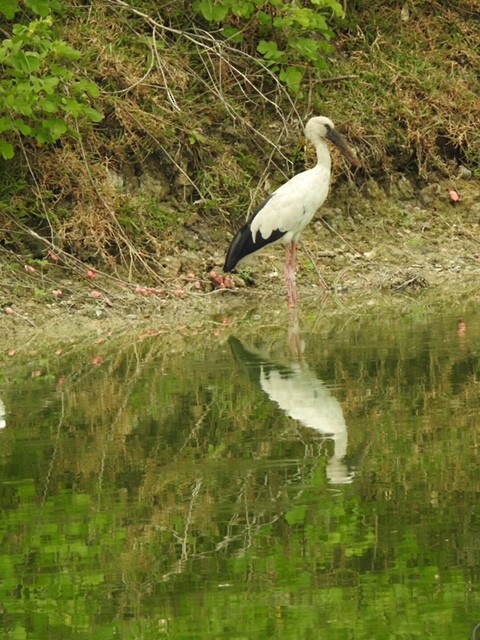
(0, 0), (479, 315)
(325, 0), (480, 176)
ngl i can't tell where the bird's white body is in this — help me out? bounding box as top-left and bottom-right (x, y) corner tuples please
(250, 160), (331, 249)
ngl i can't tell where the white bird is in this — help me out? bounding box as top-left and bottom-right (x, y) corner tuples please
(224, 116), (359, 307)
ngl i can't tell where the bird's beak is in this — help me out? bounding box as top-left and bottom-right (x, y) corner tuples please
(327, 128), (361, 168)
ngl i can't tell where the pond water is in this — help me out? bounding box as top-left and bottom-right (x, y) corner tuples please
(1, 304), (480, 639)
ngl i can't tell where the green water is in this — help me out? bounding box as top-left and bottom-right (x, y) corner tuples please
(1, 309), (479, 639)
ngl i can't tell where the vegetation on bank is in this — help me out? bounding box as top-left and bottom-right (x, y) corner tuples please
(0, 0), (479, 288)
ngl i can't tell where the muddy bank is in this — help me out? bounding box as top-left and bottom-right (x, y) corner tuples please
(1, 269), (478, 362)
(1, 178), (480, 358)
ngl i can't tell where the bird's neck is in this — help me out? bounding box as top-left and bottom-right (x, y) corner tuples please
(314, 140), (332, 172)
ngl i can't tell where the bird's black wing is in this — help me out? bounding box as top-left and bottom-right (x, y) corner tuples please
(228, 336), (294, 382)
(224, 196), (286, 272)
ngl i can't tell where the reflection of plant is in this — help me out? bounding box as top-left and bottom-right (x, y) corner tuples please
(0, 2), (102, 159)
(194, 0), (344, 94)
(1, 317), (480, 637)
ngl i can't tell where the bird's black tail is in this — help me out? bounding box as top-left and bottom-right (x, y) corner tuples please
(224, 223), (251, 272)
(224, 222), (285, 272)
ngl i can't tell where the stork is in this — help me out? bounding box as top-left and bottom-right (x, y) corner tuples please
(224, 116), (360, 307)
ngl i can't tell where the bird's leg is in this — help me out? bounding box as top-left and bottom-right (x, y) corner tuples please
(288, 306), (304, 359)
(285, 243), (293, 307)
(285, 242), (298, 308)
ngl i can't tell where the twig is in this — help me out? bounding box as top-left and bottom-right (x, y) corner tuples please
(301, 241), (330, 289)
(319, 74), (358, 83)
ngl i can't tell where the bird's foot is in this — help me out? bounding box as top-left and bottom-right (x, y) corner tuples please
(209, 271), (236, 290)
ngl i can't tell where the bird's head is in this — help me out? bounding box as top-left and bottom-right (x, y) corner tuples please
(305, 116), (361, 168)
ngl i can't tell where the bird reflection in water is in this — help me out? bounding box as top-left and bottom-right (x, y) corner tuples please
(0, 398), (5, 430)
(229, 327), (354, 485)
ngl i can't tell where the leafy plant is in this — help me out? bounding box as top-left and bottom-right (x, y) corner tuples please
(0, 1), (102, 159)
(193, 0), (344, 93)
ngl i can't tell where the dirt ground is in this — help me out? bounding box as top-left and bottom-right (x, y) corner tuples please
(1, 176), (479, 358)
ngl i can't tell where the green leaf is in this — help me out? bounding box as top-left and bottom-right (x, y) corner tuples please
(231, 0), (255, 18)
(51, 64), (73, 79)
(311, 0), (344, 17)
(0, 139), (15, 159)
(221, 25), (244, 43)
(51, 41), (82, 60)
(74, 79), (101, 98)
(41, 76), (60, 94)
(6, 94), (34, 116)
(0, 0), (20, 19)
(194, 0), (229, 22)
(188, 128), (207, 144)
(26, 0), (52, 17)
(292, 37), (320, 62)
(272, 16), (293, 29)
(38, 117), (67, 141)
(279, 66), (304, 94)
(8, 51), (42, 73)
(14, 119), (32, 135)
(39, 100), (59, 113)
(257, 40), (285, 62)
(0, 117), (15, 133)
(61, 97), (84, 117)
(81, 106), (104, 123)
(257, 10), (271, 24)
